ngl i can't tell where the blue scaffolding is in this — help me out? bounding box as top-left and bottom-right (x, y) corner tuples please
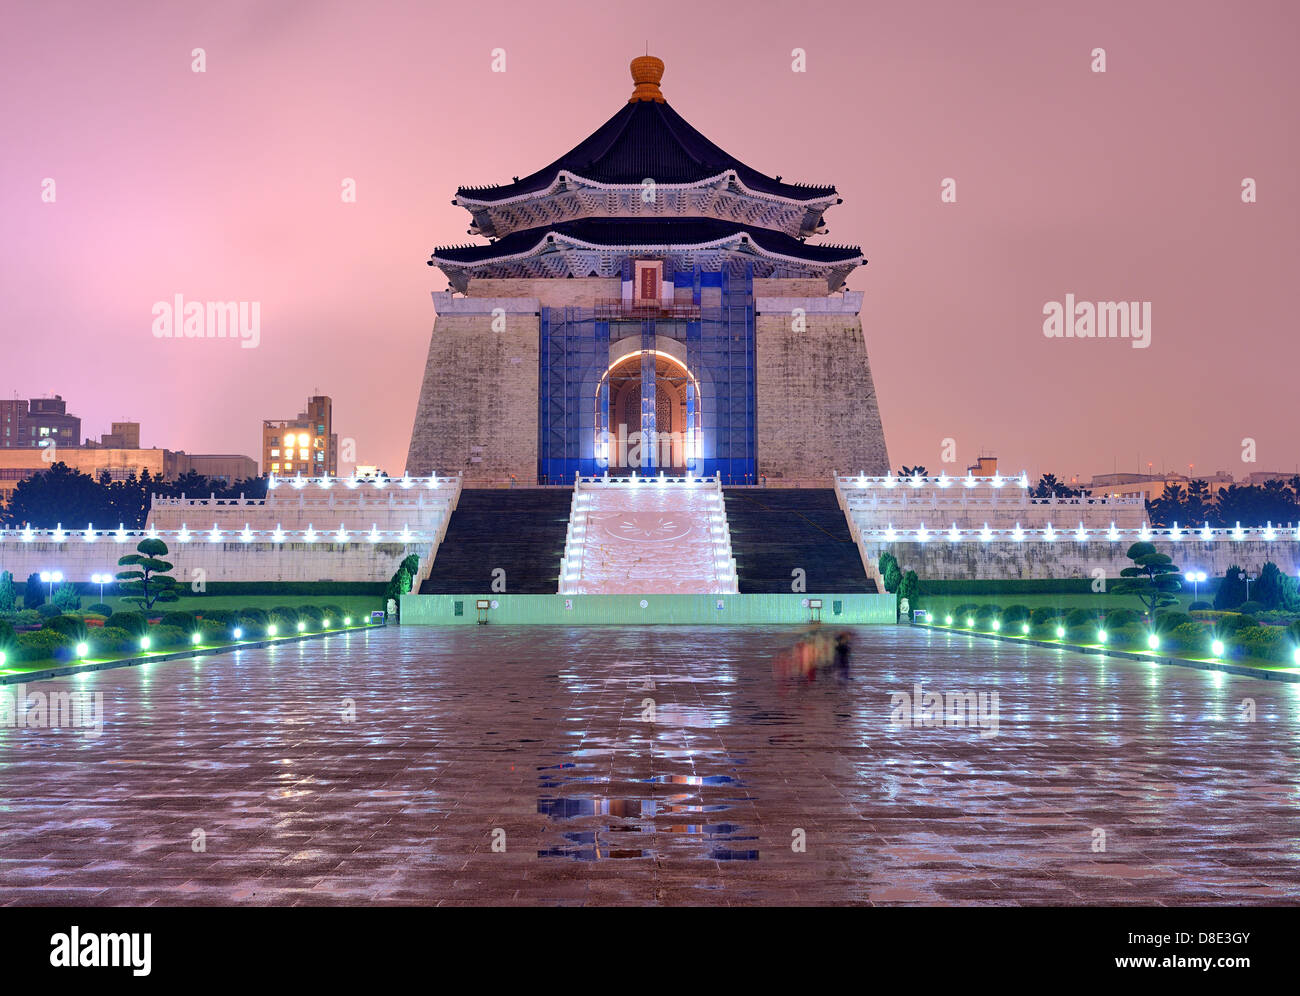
(537, 266), (757, 484)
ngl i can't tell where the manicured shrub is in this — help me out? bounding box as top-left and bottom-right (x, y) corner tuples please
(1238, 601), (1267, 618)
(1107, 625), (1145, 650)
(43, 615), (88, 641)
(15, 628), (74, 662)
(237, 608), (268, 636)
(86, 603), (113, 617)
(1166, 622), (1209, 655)
(1029, 606), (1064, 628)
(14, 609), (40, 626)
(320, 605), (346, 624)
(0, 618), (15, 648)
(24, 573), (45, 609)
(198, 618), (230, 642)
(1202, 612), (1256, 638)
(953, 603), (980, 620)
(1288, 621), (1300, 643)
(1234, 625), (1288, 662)
(1104, 608), (1140, 629)
(92, 627), (138, 655)
(1065, 608), (1098, 629)
(197, 609), (234, 625)
(159, 610), (195, 630)
(297, 605), (324, 626)
(150, 625), (188, 650)
(36, 603), (62, 619)
(1189, 601), (1212, 612)
(269, 606), (300, 624)
(110, 611), (149, 636)
(1153, 612), (1194, 634)
(1001, 604), (1032, 626)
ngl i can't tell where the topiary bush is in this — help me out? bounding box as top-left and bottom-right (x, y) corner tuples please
(43, 615), (87, 641)
(197, 618), (230, 642)
(237, 609), (268, 637)
(150, 625), (188, 650)
(16, 628), (74, 662)
(1001, 604), (1032, 626)
(297, 605), (324, 627)
(0, 618), (15, 650)
(1107, 625), (1145, 650)
(197, 609), (234, 625)
(36, 603), (62, 619)
(1104, 608), (1140, 629)
(1165, 622), (1209, 655)
(320, 605), (346, 624)
(1232, 625), (1289, 662)
(92, 627), (138, 655)
(110, 611), (149, 636)
(1205, 612), (1256, 638)
(160, 611), (196, 630)
(1189, 601), (1212, 612)
(1153, 611), (1194, 634)
(86, 603), (113, 617)
(13, 609), (40, 627)
(1238, 601), (1267, 618)
(269, 606), (300, 626)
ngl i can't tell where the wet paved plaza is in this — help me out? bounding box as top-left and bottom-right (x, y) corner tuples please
(2, 624), (1299, 906)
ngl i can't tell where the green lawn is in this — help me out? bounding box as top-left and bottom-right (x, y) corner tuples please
(923, 619), (1299, 675)
(919, 592), (1205, 614)
(86, 593), (384, 616)
(0, 620), (379, 677)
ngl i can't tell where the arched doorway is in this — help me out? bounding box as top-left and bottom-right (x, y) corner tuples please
(596, 351), (698, 474)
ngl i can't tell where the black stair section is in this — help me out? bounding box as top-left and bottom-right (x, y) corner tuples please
(419, 489), (574, 594)
(723, 488), (877, 593)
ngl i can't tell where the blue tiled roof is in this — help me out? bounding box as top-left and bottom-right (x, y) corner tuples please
(430, 218), (861, 265)
(456, 100), (836, 204)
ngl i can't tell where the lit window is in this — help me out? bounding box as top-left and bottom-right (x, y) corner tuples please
(271, 462), (280, 471)
(270, 448), (280, 457)
(299, 448), (308, 459)
(284, 462), (293, 471)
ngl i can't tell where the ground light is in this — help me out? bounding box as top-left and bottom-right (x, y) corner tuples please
(1056, 626), (1066, 639)
(966, 616), (974, 627)
(268, 624), (278, 637)
(233, 627), (243, 639)
(944, 615), (953, 625)
(1021, 623), (1030, 634)
(1147, 633), (1160, 650)
(1097, 630), (1108, 644)
(0, 651), (6, 667)
(1212, 640), (1225, 657)
(323, 618), (331, 627)
(297, 621), (306, 632)
(344, 616), (352, 625)
(1294, 647), (1300, 666)
(140, 636), (151, 651)
(75, 642), (88, 659)
(191, 633), (201, 645)
(991, 619), (1001, 631)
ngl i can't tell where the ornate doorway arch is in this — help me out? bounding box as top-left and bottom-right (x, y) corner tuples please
(595, 350), (700, 474)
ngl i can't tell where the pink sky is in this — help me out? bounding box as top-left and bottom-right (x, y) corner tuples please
(2, 0), (1297, 483)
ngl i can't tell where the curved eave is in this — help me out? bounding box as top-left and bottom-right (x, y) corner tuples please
(455, 169), (838, 211)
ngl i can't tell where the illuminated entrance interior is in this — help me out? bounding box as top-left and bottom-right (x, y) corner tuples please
(598, 351), (698, 473)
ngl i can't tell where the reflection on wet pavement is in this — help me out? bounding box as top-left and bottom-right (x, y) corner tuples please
(1, 624), (1299, 905)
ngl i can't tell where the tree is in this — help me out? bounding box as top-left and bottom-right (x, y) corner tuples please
(878, 552), (901, 593)
(1213, 564), (1248, 610)
(24, 572), (45, 609)
(1111, 541), (1182, 616)
(116, 538), (180, 611)
(898, 569), (921, 607)
(52, 582), (81, 612)
(0, 571), (16, 613)
(1032, 473), (1081, 499)
(896, 465), (928, 479)
(1255, 561), (1299, 612)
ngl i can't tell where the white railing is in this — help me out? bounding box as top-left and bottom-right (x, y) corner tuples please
(845, 521), (1300, 545)
(151, 473), (462, 508)
(0, 521), (445, 547)
(834, 471), (1143, 506)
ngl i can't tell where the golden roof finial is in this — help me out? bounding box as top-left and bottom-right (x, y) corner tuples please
(629, 55), (665, 103)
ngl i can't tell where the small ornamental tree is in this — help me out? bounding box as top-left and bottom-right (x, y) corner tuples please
(24, 572), (45, 609)
(51, 582), (81, 612)
(1111, 541), (1182, 616)
(116, 538), (180, 612)
(898, 569), (921, 609)
(1255, 561), (1300, 612)
(0, 570), (16, 613)
(878, 552), (901, 593)
(1213, 564), (1248, 610)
